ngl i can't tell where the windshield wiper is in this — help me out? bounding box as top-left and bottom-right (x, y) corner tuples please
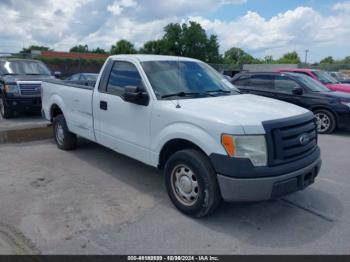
(161, 92), (202, 99)
(206, 89), (231, 94)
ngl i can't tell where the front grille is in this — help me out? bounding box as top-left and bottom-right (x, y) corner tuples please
(263, 113), (318, 166)
(19, 83), (41, 96)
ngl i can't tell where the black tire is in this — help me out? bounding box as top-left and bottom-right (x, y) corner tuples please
(0, 96), (13, 119)
(314, 109), (336, 134)
(164, 149), (221, 218)
(53, 114), (77, 150)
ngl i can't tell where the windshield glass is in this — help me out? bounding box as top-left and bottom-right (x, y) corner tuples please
(141, 60), (239, 99)
(0, 60), (51, 75)
(313, 70), (338, 84)
(291, 74), (331, 92)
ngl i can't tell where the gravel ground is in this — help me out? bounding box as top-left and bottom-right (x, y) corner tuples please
(0, 132), (349, 254)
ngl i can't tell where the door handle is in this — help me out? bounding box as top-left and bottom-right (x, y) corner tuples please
(100, 101), (108, 110)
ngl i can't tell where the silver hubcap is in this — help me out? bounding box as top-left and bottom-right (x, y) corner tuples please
(171, 164), (199, 206)
(55, 123), (64, 145)
(315, 113), (331, 133)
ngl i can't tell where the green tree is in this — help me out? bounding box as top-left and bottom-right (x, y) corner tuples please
(20, 45), (51, 53)
(163, 23), (184, 56)
(181, 21), (208, 61)
(110, 40), (136, 55)
(139, 40), (166, 54)
(263, 55), (275, 64)
(70, 44), (89, 53)
(277, 51), (301, 64)
(206, 35), (222, 63)
(91, 47), (107, 54)
(223, 47), (259, 65)
(320, 56), (334, 64)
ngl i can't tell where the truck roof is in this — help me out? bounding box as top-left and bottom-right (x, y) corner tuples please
(110, 54), (200, 62)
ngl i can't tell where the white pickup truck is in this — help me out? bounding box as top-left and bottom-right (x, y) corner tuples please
(42, 55), (322, 217)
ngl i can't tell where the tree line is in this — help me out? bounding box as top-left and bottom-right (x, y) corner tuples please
(21, 21), (350, 66)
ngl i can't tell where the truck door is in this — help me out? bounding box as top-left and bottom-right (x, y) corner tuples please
(94, 60), (152, 165)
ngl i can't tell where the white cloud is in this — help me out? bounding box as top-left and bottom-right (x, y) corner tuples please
(0, 0), (349, 62)
(190, 6), (350, 60)
(332, 1), (350, 12)
(107, 0), (136, 15)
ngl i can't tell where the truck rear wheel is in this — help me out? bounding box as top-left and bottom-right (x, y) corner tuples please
(0, 97), (13, 119)
(164, 149), (221, 218)
(53, 115), (77, 150)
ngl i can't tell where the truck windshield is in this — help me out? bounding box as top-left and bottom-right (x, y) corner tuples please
(141, 60), (239, 99)
(0, 60), (51, 75)
(292, 74), (331, 92)
(313, 70), (339, 84)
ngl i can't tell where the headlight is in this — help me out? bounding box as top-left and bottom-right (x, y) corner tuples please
(4, 84), (19, 95)
(341, 101), (350, 109)
(221, 134), (267, 166)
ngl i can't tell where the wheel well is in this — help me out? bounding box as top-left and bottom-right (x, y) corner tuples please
(158, 139), (205, 169)
(50, 104), (63, 121)
(311, 106), (338, 127)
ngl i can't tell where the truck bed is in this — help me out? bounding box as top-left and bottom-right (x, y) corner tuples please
(42, 79), (95, 141)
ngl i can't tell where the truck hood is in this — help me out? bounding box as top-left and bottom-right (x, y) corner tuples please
(2, 75), (55, 84)
(325, 83), (350, 93)
(176, 94), (309, 134)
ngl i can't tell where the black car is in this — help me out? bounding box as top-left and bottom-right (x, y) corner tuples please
(0, 59), (55, 118)
(232, 72), (350, 134)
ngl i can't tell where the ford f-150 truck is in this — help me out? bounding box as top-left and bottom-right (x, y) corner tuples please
(42, 55), (322, 217)
(0, 59), (56, 118)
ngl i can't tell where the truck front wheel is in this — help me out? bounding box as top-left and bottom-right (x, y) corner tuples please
(164, 149), (221, 218)
(0, 97), (13, 118)
(53, 115), (77, 150)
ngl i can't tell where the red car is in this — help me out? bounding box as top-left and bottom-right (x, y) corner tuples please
(278, 68), (350, 94)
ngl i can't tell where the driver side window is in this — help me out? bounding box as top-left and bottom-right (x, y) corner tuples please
(274, 76), (300, 93)
(107, 61), (142, 97)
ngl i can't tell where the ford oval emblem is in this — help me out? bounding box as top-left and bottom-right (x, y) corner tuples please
(299, 133), (310, 146)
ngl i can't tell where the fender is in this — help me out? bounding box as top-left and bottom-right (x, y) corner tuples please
(309, 104), (339, 125)
(150, 121), (227, 167)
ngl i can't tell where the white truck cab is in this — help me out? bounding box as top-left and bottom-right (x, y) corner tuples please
(42, 55), (321, 217)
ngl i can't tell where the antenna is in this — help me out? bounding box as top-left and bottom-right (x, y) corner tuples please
(176, 56), (181, 108)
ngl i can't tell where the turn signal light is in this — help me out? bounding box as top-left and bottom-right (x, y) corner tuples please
(221, 134), (235, 157)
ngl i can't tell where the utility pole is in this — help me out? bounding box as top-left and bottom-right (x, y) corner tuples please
(304, 49), (309, 64)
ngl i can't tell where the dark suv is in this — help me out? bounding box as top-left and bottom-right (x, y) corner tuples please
(232, 72), (350, 134)
(0, 59), (55, 118)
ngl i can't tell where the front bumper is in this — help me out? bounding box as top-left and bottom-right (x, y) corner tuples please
(5, 97), (41, 112)
(337, 111), (350, 129)
(211, 149), (321, 202)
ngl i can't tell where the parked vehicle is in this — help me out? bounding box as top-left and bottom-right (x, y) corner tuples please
(329, 71), (350, 84)
(232, 72), (350, 134)
(42, 55), (321, 217)
(278, 68), (350, 93)
(66, 73), (98, 81)
(0, 59), (55, 118)
(65, 73), (98, 87)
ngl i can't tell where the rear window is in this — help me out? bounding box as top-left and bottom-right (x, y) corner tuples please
(249, 75), (274, 89)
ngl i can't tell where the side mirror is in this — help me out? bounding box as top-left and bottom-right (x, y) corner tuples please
(124, 85), (149, 106)
(292, 86), (303, 95)
(54, 71), (61, 78)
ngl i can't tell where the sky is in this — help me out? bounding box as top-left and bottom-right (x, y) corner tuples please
(0, 0), (349, 62)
